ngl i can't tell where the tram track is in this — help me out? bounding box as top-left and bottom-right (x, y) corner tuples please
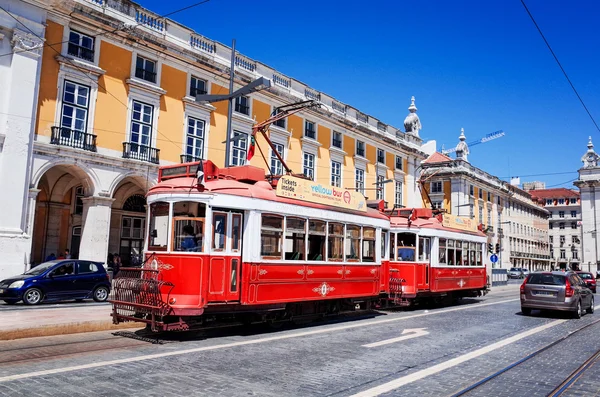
(450, 316), (600, 397)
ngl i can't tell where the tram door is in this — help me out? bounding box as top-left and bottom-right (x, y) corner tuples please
(208, 209), (242, 303)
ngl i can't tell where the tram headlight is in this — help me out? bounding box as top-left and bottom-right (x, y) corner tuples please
(8, 280), (24, 289)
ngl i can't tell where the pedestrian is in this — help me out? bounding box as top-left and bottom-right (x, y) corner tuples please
(65, 249), (71, 259)
(45, 253), (56, 261)
(113, 253), (121, 276)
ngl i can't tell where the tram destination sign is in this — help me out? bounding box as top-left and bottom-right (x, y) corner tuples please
(276, 175), (367, 212)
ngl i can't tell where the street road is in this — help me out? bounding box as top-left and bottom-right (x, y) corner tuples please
(0, 286), (599, 397)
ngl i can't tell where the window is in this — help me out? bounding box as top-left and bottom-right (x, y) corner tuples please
(560, 249), (566, 259)
(377, 149), (385, 164)
(130, 100), (153, 149)
(559, 211), (565, 218)
(78, 261), (98, 274)
(431, 181), (442, 193)
(559, 222), (565, 229)
(332, 131), (342, 149)
(362, 227), (376, 262)
(232, 214), (242, 252)
(122, 216), (145, 239)
(234, 95), (250, 115)
(549, 236), (554, 243)
(304, 120), (316, 139)
(303, 152), (315, 180)
(571, 211), (577, 218)
(135, 56), (156, 83)
(346, 225), (361, 261)
(571, 222), (577, 229)
(61, 81), (90, 133)
(190, 76), (207, 97)
(560, 235), (565, 244)
(74, 186), (84, 215)
(432, 201), (442, 210)
(284, 218), (306, 260)
(546, 199), (553, 205)
(261, 215), (283, 258)
(212, 212), (228, 251)
(331, 161), (341, 187)
(478, 189), (483, 199)
(549, 223), (553, 229)
(171, 201), (205, 252)
(67, 30), (94, 62)
(487, 210), (492, 227)
(185, 117), (205, 161)
(148, 202), (169, 251)
(478, 207), (483, 225)
(270, 143), (285, 175)
(355, 169), (365, 195)
(328, 223), (344, 261)
(470, 185), (474, 196)
(572, 235), (578, 244)
(419, 237), (431, 262)
(395, 156), (403, 171)
(558, 199), (565, 205)
(487, 192), (491, 202)
(308, 220), (325, 261)
(570, 198), (577, 204)
(356, 140), (365, 157)
(439, 238), (447, 264)
(376, 175), (384, 200)
(572, 250), (578, 259)
(230, 131), (247, 166)
(395, 181), (403, 206)
(273, 108), (286, 128)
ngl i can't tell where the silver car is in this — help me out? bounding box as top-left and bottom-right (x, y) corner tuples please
(520, 271), (594, 318)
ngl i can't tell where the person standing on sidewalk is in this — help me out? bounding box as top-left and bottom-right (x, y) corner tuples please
(113, 254), (122, 277)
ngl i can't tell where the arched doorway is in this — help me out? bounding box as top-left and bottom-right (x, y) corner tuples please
(31, 164), (94, 264)
(109, 177), (147, 267)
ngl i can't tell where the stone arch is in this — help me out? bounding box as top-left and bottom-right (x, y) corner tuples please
(31, 158), (99, 197)
(107, 171), (155, 199)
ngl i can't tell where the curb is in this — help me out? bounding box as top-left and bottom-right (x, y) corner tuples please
(0, 320), (142, 341)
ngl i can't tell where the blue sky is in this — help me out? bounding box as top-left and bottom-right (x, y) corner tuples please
(140, 0), (600, 189)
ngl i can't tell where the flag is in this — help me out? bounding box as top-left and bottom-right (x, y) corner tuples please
(247, 134), (256, 161)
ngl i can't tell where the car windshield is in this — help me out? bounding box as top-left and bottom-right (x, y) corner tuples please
(578, 273), (593, 280)
(510, 268), (519, 272)
(527, 273), (565, 286)
(24, 261), (60, 275)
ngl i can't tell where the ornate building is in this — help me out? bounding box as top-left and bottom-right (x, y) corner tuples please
(0, 0), (433, 279)
(420, 130), (551, 272)
(574, 137), (600, 274)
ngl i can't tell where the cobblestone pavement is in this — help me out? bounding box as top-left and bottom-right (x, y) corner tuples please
(0, 288), (598, 397)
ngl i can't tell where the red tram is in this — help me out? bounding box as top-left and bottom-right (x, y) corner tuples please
(110, 162), (489, 331)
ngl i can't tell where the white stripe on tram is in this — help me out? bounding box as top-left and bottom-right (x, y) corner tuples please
(0, 298), (518, 383)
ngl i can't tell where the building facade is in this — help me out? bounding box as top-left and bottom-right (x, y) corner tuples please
(420, 130), (551, 272)
(0, 0), (46, 278)
(574, 137), (600, 274)
(527, 188), (581, 271)
(0, 0), (432, 279)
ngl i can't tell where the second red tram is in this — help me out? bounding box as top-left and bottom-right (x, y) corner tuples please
(110, 161), (489, 331)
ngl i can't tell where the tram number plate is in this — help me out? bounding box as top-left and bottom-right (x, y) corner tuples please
(535, 290), (556, 296)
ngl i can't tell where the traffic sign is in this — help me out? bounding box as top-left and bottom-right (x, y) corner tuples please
(490, 254), (498, 263)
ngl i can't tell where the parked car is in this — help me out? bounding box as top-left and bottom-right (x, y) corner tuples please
(520, 271), (594, 318)
(521, 268), (530, 277)
(0, 260), (111, 305)
(509, 267), (525, 279)
(576, 271), (597, 293)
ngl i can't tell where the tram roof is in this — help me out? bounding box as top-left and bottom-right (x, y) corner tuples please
(148, 176), (389, 221)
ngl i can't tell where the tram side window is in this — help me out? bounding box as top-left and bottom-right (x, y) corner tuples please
(469, 242), (476, 266)
(308, 220), (326, 261)
(212, 212), (228, 251)
(381, 230), (389, 260)
(261, 214), (283, 259)
(362, 227), (376, 262)
(418, 237), (431, 262)
(172, 201), (205, 252)
(439, 238), (447, 264)
(148, 202), (169, 251)
(397, 232), (416, 262)
(456, 241), (464, 266)
(346, 225), (361, 261)
(476, 243), (483, 266)
(328, 223), (344, 261)
(447, 239), (456, 266)
(284, 217), (306, 260)
(232, 214), (242, 252)
(389, 232), (396, 261)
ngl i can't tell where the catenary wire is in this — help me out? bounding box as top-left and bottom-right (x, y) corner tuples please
(520, 0), (600, 133)
(0, 0), (212, 59)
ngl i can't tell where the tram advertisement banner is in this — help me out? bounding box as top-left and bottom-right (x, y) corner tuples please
(276, 175), (367, 212)
(442, 214), (477, 232)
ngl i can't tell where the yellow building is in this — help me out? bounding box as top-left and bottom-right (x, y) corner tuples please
(28, 0), (430, 266)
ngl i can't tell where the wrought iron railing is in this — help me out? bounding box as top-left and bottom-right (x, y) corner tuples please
(50, 126), (97, 152)
(235, 103), (249, 115)
(122, 142), (160, 164)
(180, 154), (202, 163)
(67, 43), (94, 62)
(189, 87), (207, 98)
(305, 129), (316, 139)
(332, 138), (342, 148)
(135, 67), (157, 83)
(356, 148), (365, 157)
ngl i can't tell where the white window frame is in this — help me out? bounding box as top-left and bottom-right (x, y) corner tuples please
(134, 55), (158, 84)
(234, 95), (251, 116)
(356, 140), (366, 157)
(332, 130), (343, 150)
(66, 29), (95, 63)
(129, 51), (162, 87)
(270, 142), (285, 175)
(376, 175), (385, 200)
(60, 80), (91, 133)
(395, 180), (403, 206)
(184, 116), (206, 161)
(189, 75), (208, 98)
(331, 160), (342, 188)
(395, 155), (403, 171)
(355, 168), (365, 195)
(61, 25), (101, 65)
(431, 181), (442, 194)
(53, 70), (100, 138)
(377, 148), (385, 164)
(230, 130), (248, 166)
(431, 201), (442, 210)
(303, 152), (315, 180)
(128, 100), (154, 150)
(304, 120), (317, 140)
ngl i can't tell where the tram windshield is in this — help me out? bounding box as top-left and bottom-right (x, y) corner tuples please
(396, 232), (416, 262)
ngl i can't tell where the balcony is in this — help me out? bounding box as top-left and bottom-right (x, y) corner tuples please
(50, 127), (97, 152)
(122, 142), (160, 164)
(189, 87), (207, 97)
(135, 68), (156, 83)
(304, 129), (316, 139)
(180, 154), (202, 163)
(356, 148), (365, 157)
(235, 103), (249, 115)
(67, 43), (94, 62)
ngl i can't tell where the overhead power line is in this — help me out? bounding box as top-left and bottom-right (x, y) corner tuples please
(520, 0), (600, 133)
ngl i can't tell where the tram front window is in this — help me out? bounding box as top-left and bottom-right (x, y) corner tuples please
(397, 232), (416, 262)
(148, 202), (169, 251)
(172, 201), (205, 252)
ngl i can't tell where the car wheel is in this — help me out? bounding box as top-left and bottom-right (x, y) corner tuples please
(573, 300), (582, 319)
(3, 300), (18, 305)
(587, 296), (595, 314)
(521, 307), (531, 316)
(93, 286), (109, 302)
(23, 288), (43, 305)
